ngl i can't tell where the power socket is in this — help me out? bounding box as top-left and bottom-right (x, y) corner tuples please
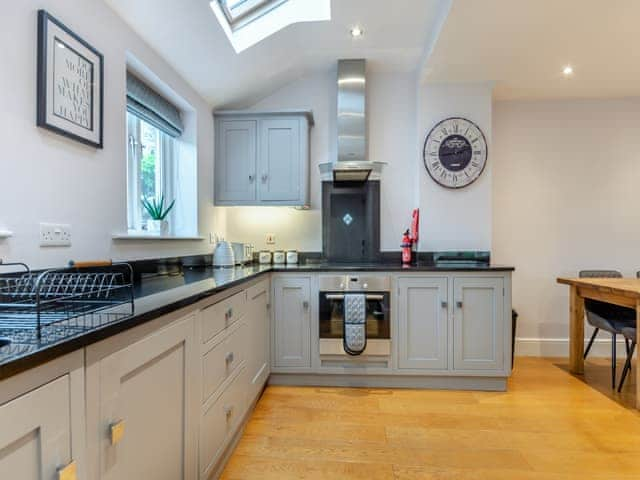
(266, 233), (276, 245)
(40, 223), (71, 247)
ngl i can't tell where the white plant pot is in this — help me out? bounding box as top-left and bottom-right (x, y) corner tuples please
(147, 220), (169, 235)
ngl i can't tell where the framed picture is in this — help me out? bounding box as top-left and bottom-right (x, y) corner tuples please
(37, 10), (104, 148)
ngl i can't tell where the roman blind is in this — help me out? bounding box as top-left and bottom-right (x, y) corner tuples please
(126, 72), (183, 137)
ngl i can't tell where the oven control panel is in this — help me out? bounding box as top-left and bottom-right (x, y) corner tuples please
(319, 275), (390, 292)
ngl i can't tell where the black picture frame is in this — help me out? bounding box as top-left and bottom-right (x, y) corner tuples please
(37, 9), (104, 149)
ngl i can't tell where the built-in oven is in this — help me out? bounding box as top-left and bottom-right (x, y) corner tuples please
(318, 275), (391, 356)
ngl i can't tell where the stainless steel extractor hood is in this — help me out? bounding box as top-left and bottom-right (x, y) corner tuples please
(319, 59), (385, 182)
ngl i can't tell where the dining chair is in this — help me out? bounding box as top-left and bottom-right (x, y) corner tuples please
(618, 326), (637, 392)
(579, 270), (636, 388)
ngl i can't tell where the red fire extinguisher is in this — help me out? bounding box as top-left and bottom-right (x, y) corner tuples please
(401, 209), (419, 265)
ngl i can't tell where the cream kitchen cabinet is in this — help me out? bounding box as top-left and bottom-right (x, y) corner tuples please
(0, 352), (85, 480)
(214, 110), (313, 207)
(272, 275), (312, 369)
(397, 276), (449, 370)
(86, 311), (198, 480)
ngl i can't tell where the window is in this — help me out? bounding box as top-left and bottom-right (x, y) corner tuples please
(210, 0), (331, 53)
(218, 0), (289, 30)
(126, 113), (176, 231)
(125, 71), (197, 237)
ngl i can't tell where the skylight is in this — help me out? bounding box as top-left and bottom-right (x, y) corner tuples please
(210, 0), (331, 53)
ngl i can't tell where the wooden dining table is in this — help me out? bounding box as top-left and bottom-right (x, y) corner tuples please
(557, 277), (640, 408)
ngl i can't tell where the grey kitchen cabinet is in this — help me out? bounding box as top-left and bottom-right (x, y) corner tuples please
(214, 110), (313, 206)
(453, 277), (504, 371)
(215, 119), (258, 203)
(0, 353), (85, 480)
(246, 279), (270, 400)
(397, 277), (449, 370)
(272, 275), (312, 369)
(86, 312), (198, 480)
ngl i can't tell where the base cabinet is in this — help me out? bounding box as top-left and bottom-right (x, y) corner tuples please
(397, 277), (448, 370)
(453, 277), (505, 371)
(246, 280), (270, 400)
(273, 276), (312, 369)
(89, 313), (198, 480)
(0, 376), (76, 480)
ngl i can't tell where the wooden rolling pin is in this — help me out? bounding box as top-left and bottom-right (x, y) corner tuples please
(68, 260), (113, 268)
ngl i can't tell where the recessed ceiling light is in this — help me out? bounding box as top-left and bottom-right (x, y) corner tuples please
(350, 26), (363, 38)
(562, 65), (573, 76)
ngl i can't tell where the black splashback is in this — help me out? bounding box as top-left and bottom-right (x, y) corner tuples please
(322, 181), (381, 262)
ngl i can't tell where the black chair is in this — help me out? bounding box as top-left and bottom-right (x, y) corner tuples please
(579, 270), (636, 388)
(618, 326), (636, 392)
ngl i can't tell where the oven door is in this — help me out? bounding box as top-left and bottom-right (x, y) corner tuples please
(318, 291), (390, 356)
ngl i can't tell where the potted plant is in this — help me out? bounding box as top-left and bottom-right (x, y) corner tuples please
(142, 195), (175, 235)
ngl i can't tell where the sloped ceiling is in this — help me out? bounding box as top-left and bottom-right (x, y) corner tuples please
(422, 0), (640, 100)
(106, 0), (448, 108)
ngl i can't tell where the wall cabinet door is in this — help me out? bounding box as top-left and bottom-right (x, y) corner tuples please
(95, 314), (197, 480)
(0, 375), (76, 480)
(246, 280), (270, 400)
(215, 119), (257, 203)
(453, 277), (504, 371)
(258, 118), (301, 202)
(273, 276), (311, 368)
(397, 277), (448, 370)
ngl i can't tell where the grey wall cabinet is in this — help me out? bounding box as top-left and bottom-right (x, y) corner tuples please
(214, 110), (313, 206)
(272, 275), (312, 369)
(453, 277), (504, 371)
(397, 277), (449, 370)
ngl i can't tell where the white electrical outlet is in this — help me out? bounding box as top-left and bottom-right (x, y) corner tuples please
(266, 233), (276, 245)
(40, 223), (71, 247)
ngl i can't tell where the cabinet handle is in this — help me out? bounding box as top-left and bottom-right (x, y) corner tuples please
(302, 300), (309, 310)
(57, 460), (77, 480)
(224, 405), (233, 417)
(441, 301), (448, 308)
(266, 302), (271, 310)
(261, 174), (268, 183)
(225, 351), (234, 364)
(110, 420), (125, 445)
(249, 174), (255, 183)
(225, 308), (233, 320)
(456, 301), (463, 309)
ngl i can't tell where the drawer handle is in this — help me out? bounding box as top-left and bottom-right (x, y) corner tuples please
(224, 405), (233, 417)
(57, 460), (77, 480)
(302, 300), (309, 310)
(225, 351), (234, 364)
(456, 301), (463, 309)
(110, 420), (125, 445)
(441, 301), (448, 308)
(225, 308), (233, 320)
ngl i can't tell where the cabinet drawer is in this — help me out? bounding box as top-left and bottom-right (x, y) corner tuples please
(200, 367), (247, 478)
(201, 291), (246, 343)
(202, 322), (247, 403)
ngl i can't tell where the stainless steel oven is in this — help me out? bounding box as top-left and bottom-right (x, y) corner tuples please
(318, 275), (391, 356)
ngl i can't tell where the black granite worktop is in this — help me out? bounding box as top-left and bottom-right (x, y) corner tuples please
(0, 260), (513, 381)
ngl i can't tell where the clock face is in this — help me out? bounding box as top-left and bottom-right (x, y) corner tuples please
(423, 117), (488, 189)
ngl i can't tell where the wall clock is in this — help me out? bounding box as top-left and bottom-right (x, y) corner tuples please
(423, 117), (487, 189)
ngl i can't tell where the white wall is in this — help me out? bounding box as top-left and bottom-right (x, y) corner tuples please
(417, 83), (493, 251)
(0, 0), (223, 269)
(493, 98), (640, 355)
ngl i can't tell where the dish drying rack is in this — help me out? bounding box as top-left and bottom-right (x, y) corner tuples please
(0, 260), (134, 344)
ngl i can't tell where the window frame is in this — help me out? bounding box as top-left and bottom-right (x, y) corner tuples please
(126, 111), (176, 233)
(217, 0), (289, 30)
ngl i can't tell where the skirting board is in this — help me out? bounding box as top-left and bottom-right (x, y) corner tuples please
(269, 374), (507, 392)
(516, 337), (634, 358)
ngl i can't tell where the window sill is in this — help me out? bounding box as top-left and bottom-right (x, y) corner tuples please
(112, 233), (205, 241)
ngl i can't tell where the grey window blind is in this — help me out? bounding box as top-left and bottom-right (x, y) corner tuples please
(126, 72), (184, 137)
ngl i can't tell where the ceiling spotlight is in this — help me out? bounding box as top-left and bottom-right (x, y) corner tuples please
(350, 26), (363, 38)
(562, 65), (573, 76)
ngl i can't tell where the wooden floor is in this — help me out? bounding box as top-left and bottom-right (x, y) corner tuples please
(222, 357), (640, 479)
